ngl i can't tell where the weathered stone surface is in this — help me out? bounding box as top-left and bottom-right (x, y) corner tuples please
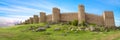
(35, 27), (46, 32)
(22, 5), (115, 27)
(103, 11), (115, 27)
(29, 17), (33, 24)
(52, 7), (60, 23)
(33, 15), (39, 24)
(40, 12), (46, 22)
(89, 26), (95, 31)
(78, 5), (85, 24)
(45, 24), (50, 28)
(54, 28), (61, 31)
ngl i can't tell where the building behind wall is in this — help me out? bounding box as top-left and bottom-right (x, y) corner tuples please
(23, 5), (115, 27)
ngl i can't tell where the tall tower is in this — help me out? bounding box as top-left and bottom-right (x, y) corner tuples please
(33, 15), (39, 24)
(40, 12), (46, 22)
(78, 5), (86, 24)
(29, 17), (33, 24)
(52, 7), (60, 23)
(103, 11), (115, 27)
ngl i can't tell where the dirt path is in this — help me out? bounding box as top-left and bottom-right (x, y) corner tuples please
(101, 32), (120, 40)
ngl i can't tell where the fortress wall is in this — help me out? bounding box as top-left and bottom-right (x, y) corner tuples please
(78, 5), (86, 24)
(86, 13), (104, 25)
(29, 17), (33, 24)
(103, 11), (115, 27)
(46, 15), (52, 22)
(52, 8), (60, 23)
(22, 5), (115, 27)
(33, 15), (39, 24)
(60, 13), (78, 22)
(40, 12), (46, 22)
(25, 19), (29, 24)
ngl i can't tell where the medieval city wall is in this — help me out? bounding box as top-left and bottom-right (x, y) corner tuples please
(46, 15), (52, 22)
(23, 5), (115, 27)
(45, 12), (104, 26)
(46, 13), (78, 22)
(60, 13), (78, 22)
(85, 13), (104, 25)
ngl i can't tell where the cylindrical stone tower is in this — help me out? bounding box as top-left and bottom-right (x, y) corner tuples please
(52, 7), (60, 23)
(78, 5), (86, 24)
(103, 11), (115, 27)
(33, 15), (39, 24)
(40, 12), (46, 23)
(29, 17), (33, 24)
(28, 19), (30, 24)
(25, 19), (29, 24)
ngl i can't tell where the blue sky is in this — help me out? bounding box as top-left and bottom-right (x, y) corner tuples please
(0, 0), (120, 27)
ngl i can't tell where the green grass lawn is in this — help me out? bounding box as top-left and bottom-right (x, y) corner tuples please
(0, 23), (120, 40)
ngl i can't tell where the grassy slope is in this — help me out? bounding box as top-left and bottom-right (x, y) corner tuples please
(0, 23), (120, 40)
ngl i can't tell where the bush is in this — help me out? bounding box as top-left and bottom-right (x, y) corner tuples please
(79, 21), (87, 27)
(89, 23), (96, 27)
(69, 20), (78, 26)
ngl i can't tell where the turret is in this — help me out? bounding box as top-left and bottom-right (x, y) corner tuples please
(33, 15), (39, 24)
(40, 12), (46, 22)
(103, 11), (115, 27)
(29, 17), (33, 24)
(52, 7), (60, 23)
(78, 5), (86, 24)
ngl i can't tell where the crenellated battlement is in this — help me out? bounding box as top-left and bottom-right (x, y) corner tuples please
(23, 5), (115, 27)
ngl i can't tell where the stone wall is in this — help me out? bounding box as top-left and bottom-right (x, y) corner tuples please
(33, 15), (39, 24)
(60, 13), (78, 22)
(86, 13), (104, 25)
(29, 17), (33, 24)
(103, 11), (115, 27)
(78, 5), (86, 24)
(23, 5), (115, 27)
(52, 7), (60, 23)
(40, 12), (46, 22)
(46, 15), (52, 22)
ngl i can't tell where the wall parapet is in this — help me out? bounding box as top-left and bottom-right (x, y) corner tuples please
(22, 5), (115, 27)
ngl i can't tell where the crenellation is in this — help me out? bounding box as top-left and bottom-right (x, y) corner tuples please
(60, 13), (78, 22)
(33, 15), (39, 24)
(40, 12), (46, 23)
(78, 5), (86, 24)
(86, 13), (104, 25)
(46, 15), (52, 22)
(24, 19), (29, 24)
(22, 5), (115, 27)
(29, 17), (33, 24)
(103, 11), (115, 27)
(52, 7), (60, 23)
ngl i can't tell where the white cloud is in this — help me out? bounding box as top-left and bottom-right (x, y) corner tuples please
(0, 0), (73, 27)
(0, 17), (16, 27)
(115, 18), (120, 26)
(0, 0), (72, 13)
(0, 6), (42, 15)
(0, 15), (32, 27)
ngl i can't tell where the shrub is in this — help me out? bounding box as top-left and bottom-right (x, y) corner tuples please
(69, 20), (78, 26)
(72, 20), (78, 26)
(99, 27), (105, 32)
(89, 23), (96, 27)
(79, 21), (87, 27)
